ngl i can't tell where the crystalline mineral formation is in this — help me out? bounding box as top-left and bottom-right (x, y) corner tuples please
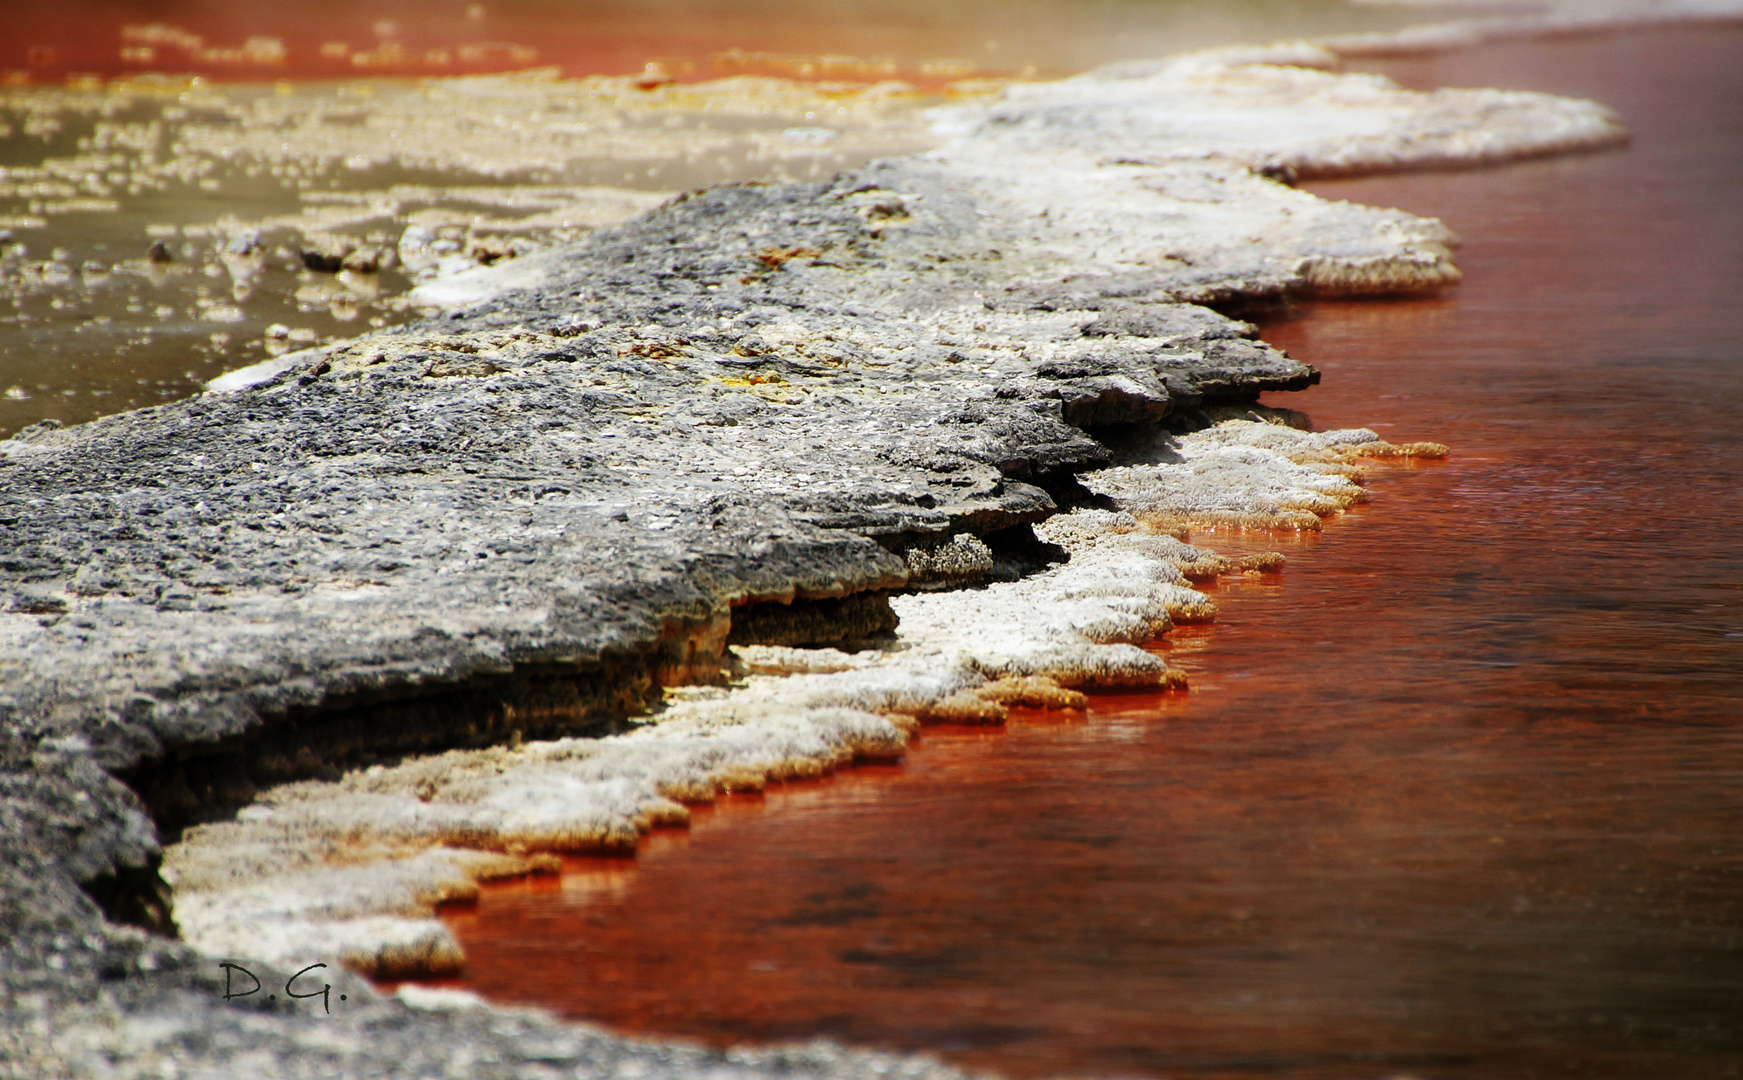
(0, 26), (1648, 1080)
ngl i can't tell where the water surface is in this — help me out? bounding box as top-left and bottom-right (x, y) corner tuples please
(4, 0), (1411, 83)
(430, 27), (1743, 1080)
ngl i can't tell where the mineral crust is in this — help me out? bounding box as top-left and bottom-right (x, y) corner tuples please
(0, 31), (1635, 1080)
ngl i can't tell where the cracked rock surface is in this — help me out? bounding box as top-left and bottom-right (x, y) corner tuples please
(0, 32), (1626, 1080)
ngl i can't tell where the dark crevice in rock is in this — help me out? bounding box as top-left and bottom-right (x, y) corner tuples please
(1084, 422), (1182, 469)
(982, 524), (1071, 583)
(1031, 467), (1121, 514)
(727, 592), (900, 650)
(122, 664), (655, 844)
(1166, 402), (1316, 435)
(1203, 294), (1298, 323)
(81, 854), (178, 938)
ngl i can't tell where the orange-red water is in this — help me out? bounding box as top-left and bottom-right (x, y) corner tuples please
(424, 29), (1743, 1079)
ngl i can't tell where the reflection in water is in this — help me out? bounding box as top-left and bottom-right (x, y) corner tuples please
(427, 27), (1743, 1080)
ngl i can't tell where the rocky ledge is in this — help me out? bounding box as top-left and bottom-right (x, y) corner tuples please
(3, 35), (1616, 1080)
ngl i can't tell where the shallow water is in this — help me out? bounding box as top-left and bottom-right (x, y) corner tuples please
(426, 28), (1743, 1079)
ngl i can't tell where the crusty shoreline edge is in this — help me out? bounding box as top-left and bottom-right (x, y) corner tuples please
(3, 9), (1730, 1079)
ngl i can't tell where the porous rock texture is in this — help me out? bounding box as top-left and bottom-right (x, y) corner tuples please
(0, 33), (1622, 1080)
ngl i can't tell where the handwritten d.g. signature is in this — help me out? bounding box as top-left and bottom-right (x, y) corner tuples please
(220, 962), (348, 1014)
